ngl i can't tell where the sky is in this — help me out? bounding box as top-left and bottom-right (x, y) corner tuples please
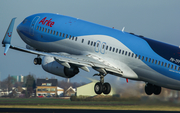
(0, 0), (180, 84)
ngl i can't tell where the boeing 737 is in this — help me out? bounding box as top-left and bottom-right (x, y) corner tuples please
(2, 13), (180, 95)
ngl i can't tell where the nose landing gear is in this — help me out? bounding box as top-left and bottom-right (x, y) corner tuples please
(94, 73), (111, 95)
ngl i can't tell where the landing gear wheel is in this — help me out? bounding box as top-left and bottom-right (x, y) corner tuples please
(154, 85), (161, 95)
(34, 58), (42, 65)
(145, 84), (153, 95)
(103, 82), (111, 94)
(145, 83), (162, 95)
(94, 82), (103, 94)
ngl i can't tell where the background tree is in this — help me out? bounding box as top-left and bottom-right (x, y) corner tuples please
(25, 74), (36, 97)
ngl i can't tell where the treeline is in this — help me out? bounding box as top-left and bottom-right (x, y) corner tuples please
(0, 74), (87, 96)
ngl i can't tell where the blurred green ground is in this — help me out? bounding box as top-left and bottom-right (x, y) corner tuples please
(0, 97), (180, 111)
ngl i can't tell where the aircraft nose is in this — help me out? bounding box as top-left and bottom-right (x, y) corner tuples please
(16, 18), (29, 35)
(16, 23), (21, 33)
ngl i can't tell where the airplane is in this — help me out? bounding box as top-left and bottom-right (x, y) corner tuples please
(2, 13), (180, 95)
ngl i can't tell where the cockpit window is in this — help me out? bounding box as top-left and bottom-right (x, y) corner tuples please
(22, 18), (28, 24)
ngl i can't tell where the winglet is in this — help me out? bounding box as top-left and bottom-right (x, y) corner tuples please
(2, 18), (16, 55)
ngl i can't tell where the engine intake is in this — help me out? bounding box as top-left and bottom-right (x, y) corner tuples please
(41, 56), (79, 78)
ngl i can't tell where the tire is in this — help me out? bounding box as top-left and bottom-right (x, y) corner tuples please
(145, 84), (153, 95)
(94, 82), (103, 94)
(154, 85), (161, 95)
(102, 82), (111, 94)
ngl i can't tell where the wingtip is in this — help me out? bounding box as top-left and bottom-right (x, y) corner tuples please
(4, 53), (6, 56)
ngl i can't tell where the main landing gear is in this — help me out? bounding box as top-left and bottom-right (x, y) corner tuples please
(34, 56), (42, 65)
(94, 73), (111, 95)
(145, 83), (161, 95)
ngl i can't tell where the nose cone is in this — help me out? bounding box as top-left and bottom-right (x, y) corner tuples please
(16, 18), (29, 36)
(16, 23), (21, 35)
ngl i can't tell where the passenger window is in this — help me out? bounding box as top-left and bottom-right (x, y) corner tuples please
(39, 27), (41, 31)
(97, 43), (99, 47)
(128, 52), (131, 56)
(138, 55), (141, 59)
(72, 36), (74, 40)
(59, 32), (61, 36)
(69, 35), (71, 39)
(164, 63), (167, 67)
(122, 50), (124, 55)
(125, 51), (127, 55)
(42, 27), (44, 31)
(45, 28), (47, 32)
(66, 34), (68, 38)
(103, 44), (105, 49)
(109, 47), (112, 51)
(106, 45), (108, 50)
(36, 26), (39, 30)
(82, 39), (84, 43)
(56, 32), (58, 36)
(178, 67), (180, 71)
(116, 49), (118, 53)
(119, 49), (121, 54)
(88, 40), (90, 45)
(155, 60), (157, 64)
(174, 65), (177, 70)
(50, 30), (52, 34)
(91, 41), (93, 46)
(168, 64), (170, 68)
(171, 65), (173, 69)
(161, 62), (164, 66)
(113, 48), (115, 52)
(151, 59), (154, 63)
(53, 31), (55, 35)
(141, 56), (144, 60)
(47, 29), (50, 33)
(158, 61), (160, 65)
(75, 37), (78, 41)
(145, 57), (148, 61)
(135, 54), (137, 58)
(148, 58), (151, 62)
(62, 33), (65, 37)
(94, 42), (96, 46)
(132, 53), (134, 57)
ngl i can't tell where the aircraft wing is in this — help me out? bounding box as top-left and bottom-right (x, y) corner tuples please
(8, 45), (123, 75)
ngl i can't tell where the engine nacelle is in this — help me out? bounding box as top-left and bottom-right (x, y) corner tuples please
(41, 56), (79, 78)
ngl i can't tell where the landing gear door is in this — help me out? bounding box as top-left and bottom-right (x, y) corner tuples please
(29, 16), (40, 36)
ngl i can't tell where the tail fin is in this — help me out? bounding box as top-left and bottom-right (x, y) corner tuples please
(2, 18), (16, 55)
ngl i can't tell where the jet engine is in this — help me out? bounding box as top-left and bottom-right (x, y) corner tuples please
(41, 56), (79, 78)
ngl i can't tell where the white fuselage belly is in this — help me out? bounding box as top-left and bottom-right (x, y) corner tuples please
(19, 31), (180, 90)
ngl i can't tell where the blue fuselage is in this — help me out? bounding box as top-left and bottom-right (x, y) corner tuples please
(17, 13), (180, 90)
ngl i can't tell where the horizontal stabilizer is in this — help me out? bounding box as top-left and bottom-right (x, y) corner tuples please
(4, 44), (10, 55)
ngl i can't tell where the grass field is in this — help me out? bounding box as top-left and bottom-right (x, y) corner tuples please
(0, 98), (180, 111)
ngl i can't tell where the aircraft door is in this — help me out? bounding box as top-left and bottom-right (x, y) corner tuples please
(29, 16), (40, 36)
